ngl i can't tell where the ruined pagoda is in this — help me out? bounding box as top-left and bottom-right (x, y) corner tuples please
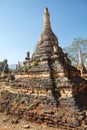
(6, 8), (87, 129)
(26, 8), (87, 128)
(29, 8), (87, 95)
(77, 49), (87, 76)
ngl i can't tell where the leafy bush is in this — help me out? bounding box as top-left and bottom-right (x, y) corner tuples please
(23, 65), (29, 72)
(31, 61), (38, 67)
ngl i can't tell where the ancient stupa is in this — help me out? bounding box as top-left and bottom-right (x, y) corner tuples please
(4, 8), (87, 129)
(24, 8), (87, 128)
(29, 8), (87, 96)
(17, 8), (87, 129)
(77, 49), (87, 76)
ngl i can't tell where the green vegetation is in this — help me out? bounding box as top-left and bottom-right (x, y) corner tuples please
(27, 99), (39, 110)
(23, 65), (29, 72)
(20, 97), (28, 105)
(0, 59), (8, 72)
(31, 61), (38, 67)
(13, 94), (21, 103)
(63, 38), (87, 66)
(13, 95), (28, 108)
(0, 62), (4, 72)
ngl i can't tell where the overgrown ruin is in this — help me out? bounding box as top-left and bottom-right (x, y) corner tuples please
(0, 8), (87, 129)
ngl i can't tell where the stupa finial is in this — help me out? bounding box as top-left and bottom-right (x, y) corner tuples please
(43, 7), (52, 32)
(44, 8), (49, 14)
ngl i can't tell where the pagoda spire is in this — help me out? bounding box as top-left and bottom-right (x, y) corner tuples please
(77, 49), (87, 75)
(78, 49), (83, 66)
(43, 8), (52, 32)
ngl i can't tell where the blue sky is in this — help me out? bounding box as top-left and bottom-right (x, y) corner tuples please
(0, 0), (87, 64)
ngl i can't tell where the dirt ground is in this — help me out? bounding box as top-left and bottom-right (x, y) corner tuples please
(0, 113), (60, 130)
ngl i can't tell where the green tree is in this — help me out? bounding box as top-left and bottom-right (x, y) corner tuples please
(0, 62), (4, 72)
(0, 59), (8, 72)
(63, 38), (87, 66)
(4, 59), (7, 64)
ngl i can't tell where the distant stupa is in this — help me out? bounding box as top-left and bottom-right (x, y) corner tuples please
(77, 49), (87, 75)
